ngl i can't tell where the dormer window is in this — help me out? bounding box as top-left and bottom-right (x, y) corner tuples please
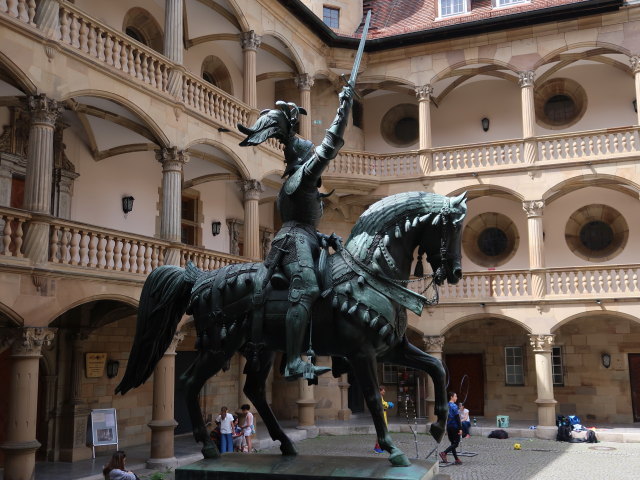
(495, 0), (527, 6)
(323, 6), (340, 28)
(439, 0), (468, 17)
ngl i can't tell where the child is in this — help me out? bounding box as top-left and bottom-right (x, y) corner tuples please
(240, 404), (255, 453)
(373, 385), (394, 453)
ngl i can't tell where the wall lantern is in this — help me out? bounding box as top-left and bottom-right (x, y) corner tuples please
(601, 353), (611, 369)
(211, 221), (222, 236)
(122, 196), (135, 215)
(481, 117), (490, 132)
(633, 99), (637, 113)
(106, 359), (120, 378)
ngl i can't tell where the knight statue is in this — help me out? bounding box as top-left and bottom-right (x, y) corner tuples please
(237, 85), (353, 381)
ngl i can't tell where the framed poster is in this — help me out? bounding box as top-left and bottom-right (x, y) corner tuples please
(86, 353), (107, 378)
(90, 408), (118, 458)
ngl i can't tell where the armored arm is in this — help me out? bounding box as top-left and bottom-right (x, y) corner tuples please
(304, 86), (354, 180)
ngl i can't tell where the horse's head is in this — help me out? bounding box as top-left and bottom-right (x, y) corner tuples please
(420, 192), (467, 286)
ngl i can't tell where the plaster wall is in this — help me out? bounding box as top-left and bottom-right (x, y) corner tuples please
(363, 93), (419, 153)
(302, 0), (363, 34)
(73, 0), (164, 36)
(183, 42), (244, 99)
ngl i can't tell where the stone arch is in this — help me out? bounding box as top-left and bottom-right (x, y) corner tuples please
(185, 138), (251, 180)
(442, 313), (532, 335)
(46, 294), (139, 327)
(542, 173), (640, 205)
(551, 310), (640, 333)
(223, 0), (251, 32)
(430, 58), (520, 85)
(122, 7), (164, 53)
(446, 183), (524, 202)
(201, 55), (234, 95)
(0, 49), (37, 95)
(0, 303), (24, 328)
(260, 168), (284, 181)
(260, 31), (305, 75)
(61, 89), (171, 149)
(533, 42), (632, 70)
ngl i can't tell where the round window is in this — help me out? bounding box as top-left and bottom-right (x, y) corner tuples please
(477, 227), (508, 257)
(463, 212), (519, 267)
(535, 78), (587, 129)
(543, 95), (576, 125)
(565, 205), (628, 262)
(380, 104), (419, 147)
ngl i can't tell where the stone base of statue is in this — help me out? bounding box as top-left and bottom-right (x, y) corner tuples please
(175, 454), (439, 480)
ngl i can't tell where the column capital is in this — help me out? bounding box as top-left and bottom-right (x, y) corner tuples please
(415, 84), (434, 101)
(631, 55), (640, 74)
(518, 71), (535, 88)
(155, 147), (189, 171)
(238, 179), (264, 201)
(523, 200), (544, 218)
(423, 335), (445, 353)
(24, 94), (62, 126)
(295, 73), (314, 91)
(241, 30), (262, 51)
(166, 330), (185, 355)
(529, 333), (554, 352)
(12, 327), (57, 356)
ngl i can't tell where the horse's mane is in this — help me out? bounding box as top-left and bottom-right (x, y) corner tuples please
(345, 192), (450, 259)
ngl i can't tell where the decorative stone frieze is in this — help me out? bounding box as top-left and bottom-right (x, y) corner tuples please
(518, 71), (535, 88)
(523, 200), (544, 218)
(529, 334), (554, 352)
(240, 30), (261, 51)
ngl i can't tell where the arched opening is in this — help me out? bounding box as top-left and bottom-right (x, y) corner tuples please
(201, 55), (233, 95)
(122, 7), (164, 53)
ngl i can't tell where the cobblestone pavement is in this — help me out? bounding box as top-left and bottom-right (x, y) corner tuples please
(260, 433), (640, 479)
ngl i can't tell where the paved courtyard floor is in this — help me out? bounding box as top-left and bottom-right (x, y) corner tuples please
(260, 433), (640, 480)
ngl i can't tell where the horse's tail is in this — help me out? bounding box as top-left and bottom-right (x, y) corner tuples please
(116, 264), (198, 395)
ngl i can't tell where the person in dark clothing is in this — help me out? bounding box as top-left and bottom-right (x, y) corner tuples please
(440, 392), (462, 465)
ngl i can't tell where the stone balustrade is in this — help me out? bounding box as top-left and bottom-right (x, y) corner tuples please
(537, 126), (639, 163)
(0, 207), (30, 257)
(180, 245), (246, 271)
(0, 0), (36, 25)
(546, 265), (640, 297)
(432, 139), (524, 172)
(329, 150), (421, 177)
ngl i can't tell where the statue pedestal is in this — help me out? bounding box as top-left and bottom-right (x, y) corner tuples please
(175, 454), (439, 480)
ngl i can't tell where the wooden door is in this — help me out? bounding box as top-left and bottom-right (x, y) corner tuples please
(629, 354), (640, 421)
(444, 353), (485, 417)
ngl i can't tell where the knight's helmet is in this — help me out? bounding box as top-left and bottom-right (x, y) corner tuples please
(237, 101), (311, 178)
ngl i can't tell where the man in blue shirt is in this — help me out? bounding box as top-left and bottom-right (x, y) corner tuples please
(439, 392), (462, 465)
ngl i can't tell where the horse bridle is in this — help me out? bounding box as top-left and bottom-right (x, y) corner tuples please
(428, 199), (461, 284)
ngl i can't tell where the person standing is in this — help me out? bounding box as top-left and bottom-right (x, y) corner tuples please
(216, 406), (234, 453)
(240, 404), (255, 452)
(373, 385), (394, 453)
(459, 402), (471, 438)
(440, 392), (462, 465)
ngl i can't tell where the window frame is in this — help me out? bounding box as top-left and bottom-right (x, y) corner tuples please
(504, 346), (525, 386)
(438, 0), (469, 18)
(322, 5), (340, 28)
(382, 363), (398, 384)
(181, 192), (201, 247)
(552, 346), (564, 387)
(493, 0), (529, 7)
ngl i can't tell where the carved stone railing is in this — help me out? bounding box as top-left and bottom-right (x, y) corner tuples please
(0, 0), (36, 26)
(0, 207), (30, 257)
(432, 140), (524, 172)
(56, 2), (172, 95)
(329, 150), (421, 177)
(538, 126), (640, 163)
(180, 245), (247, 271)
(546, 265), (640, 297)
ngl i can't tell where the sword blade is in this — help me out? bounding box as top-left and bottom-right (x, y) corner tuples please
(349, 10), (371, 87)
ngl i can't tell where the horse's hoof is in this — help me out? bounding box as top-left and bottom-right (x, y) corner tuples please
(430, 422), (445, 443)
(202, 445), (220, 459)
(389, 451), (411, 467)
(280, 442), (298, 456)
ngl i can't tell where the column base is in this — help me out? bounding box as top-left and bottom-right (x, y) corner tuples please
(294, 425), (319, 439)
(1, 440), (40, 480)
(425, 398), (436, 423)
(296, 399), (316, 427)
(535, 398), (558, 427)
(148, 419), (178, 465)
(337, 408), (352, 421)
(147, 456), (178, 470)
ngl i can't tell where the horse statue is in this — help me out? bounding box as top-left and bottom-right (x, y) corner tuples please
(116, 190), (466, 467)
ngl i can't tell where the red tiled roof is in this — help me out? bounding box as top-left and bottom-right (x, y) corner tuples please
(349, 0), (599, 38)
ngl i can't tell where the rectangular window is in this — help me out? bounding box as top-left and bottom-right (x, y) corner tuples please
(352, 99), (363, 129)
(440, 0), (466, 17)
(323, 6), (340, 28)
(382, 363), (398, 384)
(505, 346), (524, 385)
(181, 194), (199, 246)
(552, 346), (564, 386)
(497, 0), (526, 5)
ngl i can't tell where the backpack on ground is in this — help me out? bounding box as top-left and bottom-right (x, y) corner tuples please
(556, 424), (572, 442)
(586, 430), (598, 443)
(488, 429), (509, 439)
(556, 415), (570, 427)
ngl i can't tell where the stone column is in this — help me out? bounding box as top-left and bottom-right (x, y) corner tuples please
(35, 0), (60, 38)
(337, 373), (351, 421)
(631, 56), (640, 126)
(147, 331), (185, 469)
(241, 31), (261, 111)
(22, 94), (61, 264)
(523, 200), (546, 299)
(156, 147), (189, 265)
(1, 327), (56, 480)
(519, 71), (537, 164)
(296, 376), (316, 428)
(295, 74), (314, 140)
(528, 334), (557, 427)
(238, 355), (250, 408)
(237, 180), (263, 260)
(164, 0), (183, 64)
(415, 85), (434, 174)
(59, 330), (91, 462)
(423, 335), (445, 422)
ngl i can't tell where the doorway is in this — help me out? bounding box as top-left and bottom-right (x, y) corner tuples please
(444, 353), (485, 416)
(347, 370), (364, 414)
(175, 351), (199, 435)
(629, 354), (640, 422)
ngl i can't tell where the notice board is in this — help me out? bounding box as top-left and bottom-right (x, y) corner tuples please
(90, 408), (118, 457)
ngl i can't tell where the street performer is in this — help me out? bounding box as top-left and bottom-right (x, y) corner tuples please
(236, 85), (353, 381)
